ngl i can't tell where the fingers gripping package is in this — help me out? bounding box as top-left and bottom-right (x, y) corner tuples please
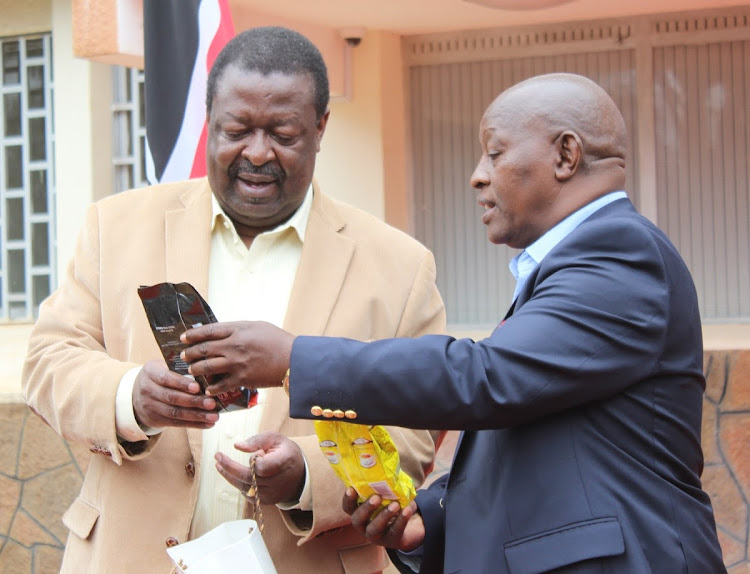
(315, 421), (416, 511)
(137, 282), (258, 412)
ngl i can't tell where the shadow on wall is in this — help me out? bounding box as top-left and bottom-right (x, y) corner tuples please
(1, 350), (748, 573)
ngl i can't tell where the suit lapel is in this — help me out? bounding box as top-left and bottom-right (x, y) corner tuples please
(164, 183), (212, 294)
(261, 189), (355, 433)
(164, 180), (213, 462)
(284, 190), (354, 336)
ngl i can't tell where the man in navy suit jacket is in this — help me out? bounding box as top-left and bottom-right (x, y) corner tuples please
(182, 73), (726, 573)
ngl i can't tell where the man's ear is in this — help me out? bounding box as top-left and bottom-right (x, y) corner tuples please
(315, 109), (331, 152)
(555, 131), (582, 181)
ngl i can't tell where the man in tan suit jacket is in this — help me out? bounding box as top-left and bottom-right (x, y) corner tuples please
(22, 27), (445, 574)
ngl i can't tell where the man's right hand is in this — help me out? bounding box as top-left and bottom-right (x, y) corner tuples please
(132, 360), (220, 429)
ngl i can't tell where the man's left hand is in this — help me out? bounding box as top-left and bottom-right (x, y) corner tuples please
(216, 431), (306, 505)
(343, 488), (426, 551)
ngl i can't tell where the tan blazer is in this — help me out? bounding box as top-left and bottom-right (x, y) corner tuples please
(22, 178), (446, 574)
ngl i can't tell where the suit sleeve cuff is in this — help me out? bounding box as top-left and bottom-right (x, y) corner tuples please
(276, 454), (312, 511)
(396, 547), (423, 572)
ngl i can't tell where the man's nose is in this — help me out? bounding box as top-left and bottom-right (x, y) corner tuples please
(242, 133), (275, 166)
(470, 160), (488, 190)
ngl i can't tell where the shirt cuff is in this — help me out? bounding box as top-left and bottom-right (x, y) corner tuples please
(276, 454), (312, 511)
(397, 547), (424, 573)
(115, 366), (164, 442)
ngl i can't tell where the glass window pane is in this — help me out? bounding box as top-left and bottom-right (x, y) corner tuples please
(112, 67), (128, 104)
(139, 80), (145, 128)
(7, 197), (24, 240)
(27, 65), (44, 108)
(26, 38), (44, 58)
(30, 170), (48, 213)
(113, 111), (133, 156)
(3, 41), (20, 85)
(32, 275), (51, 308)
(4, 92), (21, 136)
(8, 249), (26, 293)
(10, 301), (27, 320)
(29, 117), (46, 161)
(32, 222), (49, 266)
(140, 135), (147, 185)
(125, 68), (133, 101)
(5, 145), (23, 188)
(114, 166), (134, 194)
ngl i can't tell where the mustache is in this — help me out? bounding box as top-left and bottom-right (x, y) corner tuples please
(229, 160), (285, 181)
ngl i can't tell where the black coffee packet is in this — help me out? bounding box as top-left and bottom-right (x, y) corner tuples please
(137, 282), (258, 412)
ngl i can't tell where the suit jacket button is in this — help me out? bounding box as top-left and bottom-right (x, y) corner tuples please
(185, 461), (196, 477)
(322, 409), (334, 418)
(165, 537), (179, 548)
(311, 406), (323, 417)
(333, 409), (345, 418)
(344, 410), (357, 420)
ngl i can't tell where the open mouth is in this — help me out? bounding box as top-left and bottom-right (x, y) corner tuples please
(235, 173), (278, 198)
(478, 198), (497, 224)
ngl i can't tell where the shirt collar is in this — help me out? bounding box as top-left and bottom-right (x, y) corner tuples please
(210, 183), (313, 243)
(510, 190), (627, 282)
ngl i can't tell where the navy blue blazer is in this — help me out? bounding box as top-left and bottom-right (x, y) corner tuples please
(290, 198), (726, 573)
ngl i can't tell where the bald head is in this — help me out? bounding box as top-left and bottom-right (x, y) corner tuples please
(486, 73), (627, 174)
(471, 73), (629, 248)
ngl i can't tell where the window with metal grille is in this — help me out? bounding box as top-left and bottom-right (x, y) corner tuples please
(406, 7), (750, 326)
(111, 66), (148, 193)
(409, 51), (638, 327)
(0, 34), (55, 322)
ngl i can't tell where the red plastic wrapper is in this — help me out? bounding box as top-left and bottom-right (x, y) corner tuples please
(137, 282), (258, 412)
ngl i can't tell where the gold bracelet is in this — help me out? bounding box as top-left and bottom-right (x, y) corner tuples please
(245, 456), (264, 533)
(282, 368), (290, 396)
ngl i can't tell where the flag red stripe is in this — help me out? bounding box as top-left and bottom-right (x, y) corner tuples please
(206, 0), (235, 71)
(190, 124), (209, 178)
(189, 0), (234, 179)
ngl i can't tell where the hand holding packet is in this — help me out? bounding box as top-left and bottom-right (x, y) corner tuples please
(137, 282), (258, 412)
(314, 421), (416, 512)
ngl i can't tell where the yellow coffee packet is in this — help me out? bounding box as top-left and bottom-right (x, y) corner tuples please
(315, 421), (416, 510)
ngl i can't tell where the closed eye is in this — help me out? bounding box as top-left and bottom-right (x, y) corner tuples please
(224, 130), (248, 141)
(273, 134), (297, 145)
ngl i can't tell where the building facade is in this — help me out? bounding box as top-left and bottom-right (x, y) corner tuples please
(1, 0), (749, 571)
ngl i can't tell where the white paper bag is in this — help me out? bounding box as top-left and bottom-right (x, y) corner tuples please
(166, 519), (277, 574)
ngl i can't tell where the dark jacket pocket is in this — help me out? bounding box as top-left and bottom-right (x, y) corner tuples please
(62, 496), (100, 540)
(504, 517), (624, 574)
